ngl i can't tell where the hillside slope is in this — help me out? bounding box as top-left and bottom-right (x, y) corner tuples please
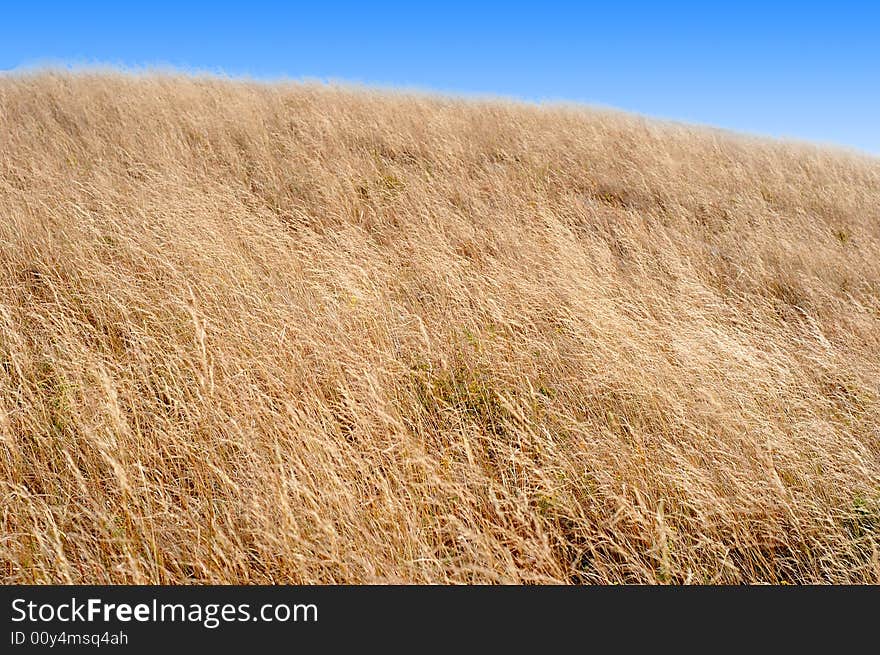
(1, 72), (879, 583)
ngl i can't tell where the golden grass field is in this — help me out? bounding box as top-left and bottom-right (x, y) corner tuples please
(1, 72), (879, 583)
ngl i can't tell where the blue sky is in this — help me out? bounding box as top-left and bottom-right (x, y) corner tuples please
(2, 2), (878, 154)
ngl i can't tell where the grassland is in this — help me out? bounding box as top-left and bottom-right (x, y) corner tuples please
(1, 72), (879, 583)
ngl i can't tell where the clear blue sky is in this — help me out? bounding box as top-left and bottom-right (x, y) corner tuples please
(2, 2), (878, 154)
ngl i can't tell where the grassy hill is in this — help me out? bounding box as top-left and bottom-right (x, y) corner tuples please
(1, 72), (878, 583)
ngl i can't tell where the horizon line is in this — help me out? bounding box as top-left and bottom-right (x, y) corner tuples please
(4, 60), (878, 160)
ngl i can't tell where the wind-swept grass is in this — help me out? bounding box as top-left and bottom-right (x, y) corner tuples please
(1, 72), (879, 583)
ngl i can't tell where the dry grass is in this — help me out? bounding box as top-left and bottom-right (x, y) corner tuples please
(1, 71), (879, 584)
